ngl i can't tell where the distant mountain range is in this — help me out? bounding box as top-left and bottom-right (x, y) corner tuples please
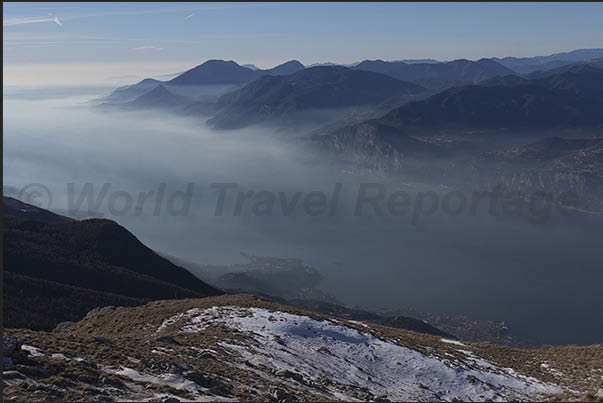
(307, 49), (603, 74)
(102, 60), (306, 105)
(97, 48), (603, 134)
(306, 62), (360, 68)
(491, 48), (603, 74)
(102, 48), (603, 106)
(207, 66), (425, 129)
(393, 59), (441, 64)
(308, 61), (603, 190)
(524, 57), (603, 79)
(374, 62), (603, 132)
(353, 58), (515, 90)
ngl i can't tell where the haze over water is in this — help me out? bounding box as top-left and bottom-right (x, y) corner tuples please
(4, 84), (602, 345)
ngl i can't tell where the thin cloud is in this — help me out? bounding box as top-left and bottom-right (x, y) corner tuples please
(3, 33), (66, 41)
(3, 16), (63, 26)
(5, 3), (274, 27)
(133, 45), (163, 52)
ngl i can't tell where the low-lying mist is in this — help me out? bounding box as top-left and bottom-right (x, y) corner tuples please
(4, 85), (602, 345)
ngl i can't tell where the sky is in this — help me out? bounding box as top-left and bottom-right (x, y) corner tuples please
(4, 2), (603, 86)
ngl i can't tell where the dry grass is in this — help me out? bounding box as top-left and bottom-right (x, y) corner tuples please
(5, 294), (603, 401)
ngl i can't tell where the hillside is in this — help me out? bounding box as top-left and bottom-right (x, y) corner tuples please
(103, 78), (162, 104)
(4, 294), (602, 401)
(120, 85), (191, 110)
(375, 67), (603, 132)
(3, 196), (74, 223)
(312, 121), (447, 173)
(490, 137), (603, 163)
(207, 66), (425, 129)
(3, 197), (222, 330)
(525, 58), (603, 79)
(3, 271), (147, 331)
(353, 58), (515, 90)
(476, 137), (603, 211)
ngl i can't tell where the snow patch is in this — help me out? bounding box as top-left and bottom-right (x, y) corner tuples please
(112, 367), (237, 402)
(159, 306), (563, 401)
(441, 338), (466, 346)
(116, 367), (197, 391)
(156, 312), (186, 333)
(541, 362), (565, 378)
(348, 320), (369, 328)
(21, 344), (43, 357)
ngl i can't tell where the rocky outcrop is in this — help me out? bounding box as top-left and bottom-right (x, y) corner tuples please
(52, 322), (75, 332)
(478, 139), (603, 211)
(3, 335), (22, 357)
(85, 306), (116, 319)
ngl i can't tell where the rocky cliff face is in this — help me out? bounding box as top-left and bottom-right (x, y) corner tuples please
(478, 140), (603, 211)
(313, 132), (603, 213)
(312, 121), (451, 176)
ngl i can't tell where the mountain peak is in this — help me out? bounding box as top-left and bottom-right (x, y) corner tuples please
(280, 60), (303, 66)
(169, 59), (256, 85)
(167, 59), (305, 85)
(146, 83), (169, 93)
(202, 59), (240, 65)
(138, 78), (161, 85)
(242, 63), (260, 70)
(263, 60), (305, 76)
(126, 84), (188, 109)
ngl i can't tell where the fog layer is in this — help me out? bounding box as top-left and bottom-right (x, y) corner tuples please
(4, 85), (602, 345)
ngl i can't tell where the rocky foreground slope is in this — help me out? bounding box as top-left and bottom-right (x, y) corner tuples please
(4, 295), (602, 402)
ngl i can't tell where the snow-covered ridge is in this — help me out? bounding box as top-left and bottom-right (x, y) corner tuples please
(158, 306), (563, 402)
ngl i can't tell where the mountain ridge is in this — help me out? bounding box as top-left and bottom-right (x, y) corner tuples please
(207, 66), (426, 129)
(353, 58), (516, 90)
(3, 196), (222, 331)
(492, 48), (603, 74)
(168, 59), (305, 86)
(374, 67), (603, 131)
(121, 84), (190, 109)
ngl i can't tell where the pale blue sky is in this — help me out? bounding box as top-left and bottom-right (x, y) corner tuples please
(4, 2), (603, 85)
